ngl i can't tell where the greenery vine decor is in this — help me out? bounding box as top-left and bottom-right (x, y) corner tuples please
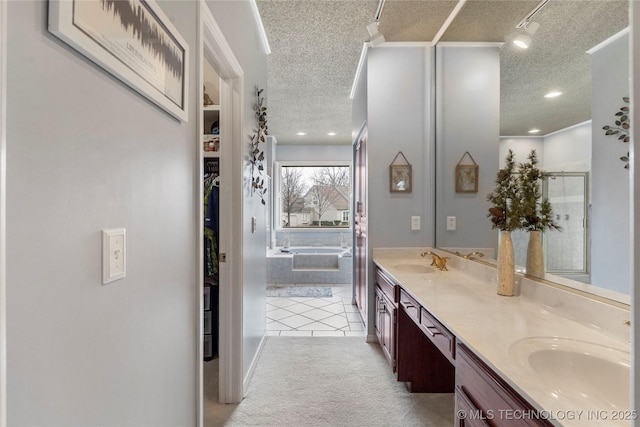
(518, 150), (561, 232)
(602, 97), (630, 169)
(487, 150), (523, 231)
(250, 87), (268, 205)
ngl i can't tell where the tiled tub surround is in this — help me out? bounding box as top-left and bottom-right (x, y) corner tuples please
(373, 248), (631, 426)
(267, 247), (352, 284)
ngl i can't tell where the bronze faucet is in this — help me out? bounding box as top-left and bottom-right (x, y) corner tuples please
(455, 251), (485, 260)
(420, 251), (449, 271)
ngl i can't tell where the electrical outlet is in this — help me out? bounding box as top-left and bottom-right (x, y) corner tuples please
(446, 216), (456, 231)
(411, 216), (421, 231)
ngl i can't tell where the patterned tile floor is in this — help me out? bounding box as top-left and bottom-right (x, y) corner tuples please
(266, 284), (365, 337)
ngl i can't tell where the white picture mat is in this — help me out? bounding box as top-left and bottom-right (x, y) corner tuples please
(49, 0), (189, 122)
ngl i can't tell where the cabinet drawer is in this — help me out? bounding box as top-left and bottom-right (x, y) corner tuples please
(399, 289), (420, 324)
(455, 386), (490, 427)
(456, 344), (551, 426)
(420, 307), (455, 363)
(376, 268), (398, 303)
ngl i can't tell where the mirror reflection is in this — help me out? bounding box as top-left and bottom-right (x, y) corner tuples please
(436, 0), (630, 303)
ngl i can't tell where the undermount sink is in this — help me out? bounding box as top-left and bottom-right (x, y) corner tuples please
(510, 337), (630, 410)
(392, 263), (433, 273)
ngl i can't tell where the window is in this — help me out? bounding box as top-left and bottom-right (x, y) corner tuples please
(279, 164), (351, 228)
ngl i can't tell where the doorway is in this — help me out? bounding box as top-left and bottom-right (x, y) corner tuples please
(265, 162), (363, 337)
(198, 3), (244, 425)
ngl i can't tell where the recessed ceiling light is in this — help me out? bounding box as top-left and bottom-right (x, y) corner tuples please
(327, 132), (336, 136)
(528, 129), (541, 134)
(296, 132), (306, 136)
(544, 91), (563, 98)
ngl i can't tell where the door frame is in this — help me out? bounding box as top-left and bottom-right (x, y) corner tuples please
(352, 122), (368, 335)
(0, 0), (7, 424)
(197, 3), (245, 426)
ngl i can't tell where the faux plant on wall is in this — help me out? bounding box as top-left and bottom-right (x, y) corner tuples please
(602, 97), (630, 169)
(250, 87), (268, 204)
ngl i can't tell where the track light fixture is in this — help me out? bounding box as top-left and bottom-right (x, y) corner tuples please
(366, 0), (386, 47)
(367, 21), (385, 47)
(512, 0), (549, 50)
(513, 21), (540, 49)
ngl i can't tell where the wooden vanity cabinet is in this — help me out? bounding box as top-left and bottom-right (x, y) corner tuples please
(420, 306), (456, 364)
(455, 343), (552, 427)
(397, 288), (455, 393)
(375, 269), (398, 370)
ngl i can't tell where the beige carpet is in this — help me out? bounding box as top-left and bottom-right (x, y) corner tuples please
(205, 337), (454, 426)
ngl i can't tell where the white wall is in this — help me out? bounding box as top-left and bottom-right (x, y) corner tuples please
(543, 121), (592, 171)
(207, 0), (269, 382)
(351, 50), (368, 143)
(499, 137), (544, 167)
(591, 33), (630, 295)
(6, 1), (198, 425)
(630, 2), (639, 417)
(0, 0), (6, 424)
(435, 44), (500, 249)
(366, 44), (433, 332)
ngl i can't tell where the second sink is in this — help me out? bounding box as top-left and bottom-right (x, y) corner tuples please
(510, 336), (630, 412)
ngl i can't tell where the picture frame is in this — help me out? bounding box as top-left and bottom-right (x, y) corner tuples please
(49, 0), (189, 122)
(455, 164), (479, 193)
(390, 164), (412, 193)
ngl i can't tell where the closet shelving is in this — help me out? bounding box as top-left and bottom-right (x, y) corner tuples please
(203, 103), (220, 158)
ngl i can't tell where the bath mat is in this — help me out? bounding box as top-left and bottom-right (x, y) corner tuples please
(266, 286), (332, 298)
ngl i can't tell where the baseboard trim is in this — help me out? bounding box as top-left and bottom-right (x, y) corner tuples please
(365, 334), (378, 343)
(243, 333), (267, 396)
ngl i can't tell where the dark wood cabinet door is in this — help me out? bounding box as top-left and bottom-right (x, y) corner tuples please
(376, 285), (395, 369)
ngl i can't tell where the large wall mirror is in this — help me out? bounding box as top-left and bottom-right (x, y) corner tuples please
(435, 0), (630, 304)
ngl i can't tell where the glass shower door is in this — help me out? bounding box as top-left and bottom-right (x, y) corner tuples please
(543, 172), (589, 277)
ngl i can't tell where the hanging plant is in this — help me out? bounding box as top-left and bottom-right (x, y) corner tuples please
(518, 150), (561, 232)
(250, 87), (268, 205)
(487, 150), (523, 231)
(602, 97), (630, 169)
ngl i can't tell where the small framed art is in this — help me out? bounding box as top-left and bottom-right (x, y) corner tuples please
(455, 152), (479, 193)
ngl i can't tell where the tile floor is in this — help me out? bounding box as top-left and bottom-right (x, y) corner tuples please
(266, 284), (365, 337)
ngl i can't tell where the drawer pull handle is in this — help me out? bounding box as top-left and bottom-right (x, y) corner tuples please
(403, 303), (415, 309)
(425, 325), (442, 337)
(378, 303), (386, 313)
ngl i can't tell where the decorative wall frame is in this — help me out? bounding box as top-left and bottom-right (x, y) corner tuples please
(390, 151), (412, 193)
(49, 0), (189, 122)
(455, 151), (479, 193)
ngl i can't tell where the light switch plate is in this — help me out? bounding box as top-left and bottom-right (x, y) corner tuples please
(446, 216), (456, 231)
(102, 228), (126, 284)
(411, 216), (421, 231)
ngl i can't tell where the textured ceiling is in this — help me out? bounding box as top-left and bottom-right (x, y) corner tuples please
(257, 0), (629, 144)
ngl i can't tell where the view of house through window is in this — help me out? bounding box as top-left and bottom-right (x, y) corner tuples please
(280, 165), (351, 228)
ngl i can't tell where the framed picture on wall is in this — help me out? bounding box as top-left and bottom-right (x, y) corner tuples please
(455, 151), (479, 193)
(49, 0), (189, 122)
(390, 164), (412, 193)
(455, 164), (479, 193)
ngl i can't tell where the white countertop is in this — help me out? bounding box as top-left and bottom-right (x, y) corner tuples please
(373, 254), (632, 427)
